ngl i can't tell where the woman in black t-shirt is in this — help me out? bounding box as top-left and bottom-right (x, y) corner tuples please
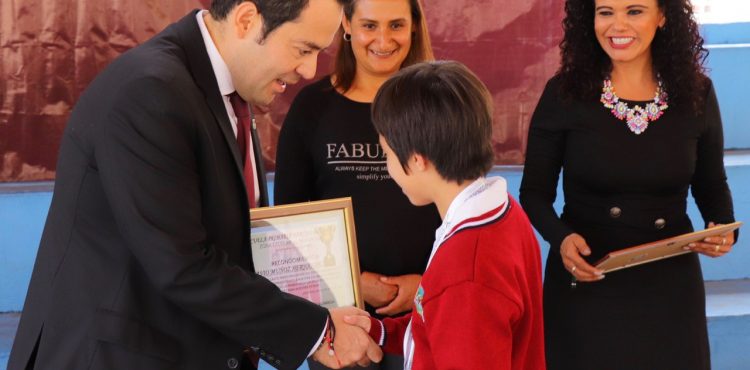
(275, 3), (436, 368)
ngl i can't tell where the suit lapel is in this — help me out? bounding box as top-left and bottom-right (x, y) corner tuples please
(171, 11), (254, 267)
(175, 10), (245, 185)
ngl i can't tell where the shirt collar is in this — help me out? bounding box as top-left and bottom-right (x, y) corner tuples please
(196, 10), (235, 97)
(440, 176), (509, 239)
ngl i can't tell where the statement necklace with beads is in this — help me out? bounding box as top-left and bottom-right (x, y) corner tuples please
(600, 78), (669, 135)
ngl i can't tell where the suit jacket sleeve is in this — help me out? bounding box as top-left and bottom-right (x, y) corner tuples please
(97, 75), (327, 369)
(520, 78), (575, 251)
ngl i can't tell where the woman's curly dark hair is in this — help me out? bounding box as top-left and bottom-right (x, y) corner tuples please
(558, 0), (709, 112)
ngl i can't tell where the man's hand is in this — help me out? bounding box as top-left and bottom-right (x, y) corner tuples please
(343, 314), (380, 366)
(375, 274), (421, 316)
(311, 307), (383, 368)
(361, 271), (398, 308)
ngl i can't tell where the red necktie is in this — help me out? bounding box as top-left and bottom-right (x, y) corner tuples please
(228, 92), (257, 208)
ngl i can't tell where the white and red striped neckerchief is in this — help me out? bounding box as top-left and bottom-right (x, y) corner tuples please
(403, 176), (510, 369)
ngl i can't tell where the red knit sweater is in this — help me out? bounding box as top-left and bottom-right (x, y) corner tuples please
(369, 198), (545, 370)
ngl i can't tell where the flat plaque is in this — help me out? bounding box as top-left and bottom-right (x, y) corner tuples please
(594, 221), (742, 273)
(250, 197), (363, 309)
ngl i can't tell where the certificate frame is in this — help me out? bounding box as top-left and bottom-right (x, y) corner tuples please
(594, 221), (742, 273)
(250, 197), (364, 309)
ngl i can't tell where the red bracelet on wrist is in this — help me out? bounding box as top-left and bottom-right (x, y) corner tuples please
(324, 315), (335, 356)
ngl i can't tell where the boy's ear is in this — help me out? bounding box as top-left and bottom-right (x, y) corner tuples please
(411, 153), (430, 172)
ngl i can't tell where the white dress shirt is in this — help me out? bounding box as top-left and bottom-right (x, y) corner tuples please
(196, 11), (260, 206)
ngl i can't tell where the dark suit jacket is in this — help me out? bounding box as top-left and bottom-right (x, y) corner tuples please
(8, 10), (325, 370)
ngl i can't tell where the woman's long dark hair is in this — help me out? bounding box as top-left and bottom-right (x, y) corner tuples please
(558, 0), (709, 112)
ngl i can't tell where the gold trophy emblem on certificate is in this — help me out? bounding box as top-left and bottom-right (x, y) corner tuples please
(315, 224), (337, 267)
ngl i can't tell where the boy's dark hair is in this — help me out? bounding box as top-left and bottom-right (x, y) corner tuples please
(210, 0), (351, 42)
(372, 61), (494, 184)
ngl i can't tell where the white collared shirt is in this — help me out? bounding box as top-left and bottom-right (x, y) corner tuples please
(196, 10), (260, 205)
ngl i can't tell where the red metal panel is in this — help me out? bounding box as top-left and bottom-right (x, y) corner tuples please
(0, 0), (202, 182)
(0, 0), (563, 182)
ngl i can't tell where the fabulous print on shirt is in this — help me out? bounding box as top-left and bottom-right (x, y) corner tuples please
(325, 142), (391, 182)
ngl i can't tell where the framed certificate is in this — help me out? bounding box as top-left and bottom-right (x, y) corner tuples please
(594, 221), (742, 273)
(250, 197), (363, 309)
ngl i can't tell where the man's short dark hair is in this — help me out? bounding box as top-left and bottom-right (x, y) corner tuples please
(210, 0), (351, 41)
(372, 61), (494, 184)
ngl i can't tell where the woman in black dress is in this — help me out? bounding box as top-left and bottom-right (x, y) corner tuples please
(520, 0), (737, 369)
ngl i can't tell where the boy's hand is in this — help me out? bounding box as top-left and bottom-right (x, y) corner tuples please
(375, 274), (421, 316)
(361, 271), (398, 308)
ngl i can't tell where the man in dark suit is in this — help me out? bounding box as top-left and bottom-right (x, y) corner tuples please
(7, 1), (381, 369)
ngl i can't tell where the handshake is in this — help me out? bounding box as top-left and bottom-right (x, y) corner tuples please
(311, 306), (383, 368)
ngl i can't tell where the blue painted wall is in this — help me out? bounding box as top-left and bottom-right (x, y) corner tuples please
(702, 23), (750, 44)
(702, 22), (750, 150)
(3, 160), (750, 311)
(0, 192), (49, 312)
(707, 46), (750, 149)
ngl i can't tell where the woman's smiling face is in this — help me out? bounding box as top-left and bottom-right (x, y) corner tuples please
(594, 0), (666, 66)
(343, 0), (415, 79)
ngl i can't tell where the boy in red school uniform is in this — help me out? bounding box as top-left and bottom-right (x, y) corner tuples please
(345, 61), (546, 370)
